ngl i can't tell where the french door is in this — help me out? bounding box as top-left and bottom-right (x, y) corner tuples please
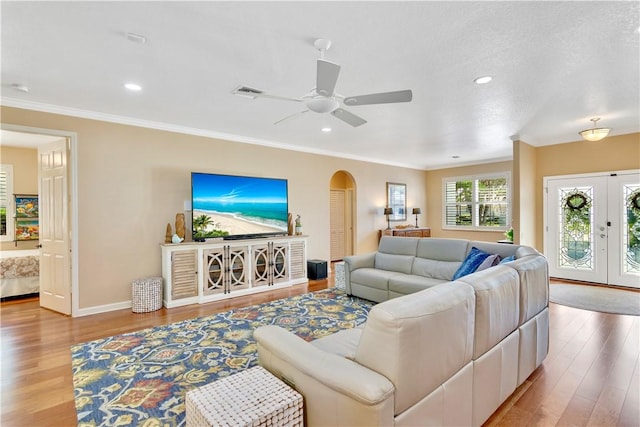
(545, 171), (640, 288)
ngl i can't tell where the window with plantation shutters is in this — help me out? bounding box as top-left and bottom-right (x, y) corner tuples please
(0, 164), (14, 241)
(442, 172), (510, 230)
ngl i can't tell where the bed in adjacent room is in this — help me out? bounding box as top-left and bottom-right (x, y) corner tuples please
(1, 249), (40, 299)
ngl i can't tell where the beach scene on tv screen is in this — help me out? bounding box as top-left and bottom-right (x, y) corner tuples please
(192, 173), (288, 239)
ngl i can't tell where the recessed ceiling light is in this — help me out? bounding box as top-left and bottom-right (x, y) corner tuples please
(126, 32), (147, 44)
(474, 76), (492, 85)
(321, 127), (332, 132)
(124, 83), (142, 91)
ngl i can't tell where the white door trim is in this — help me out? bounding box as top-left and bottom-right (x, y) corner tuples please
(1, 123), (79, 316)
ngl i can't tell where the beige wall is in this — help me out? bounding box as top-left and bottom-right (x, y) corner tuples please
(0, 145), (39, 251)
(425, 161), (513, 242)
(533, 132), (640, 250)
(2, 106), (427, 311)
(424, 133), (639, 252)
(513, 140), (537, 246)
(3, 105), (637, 313)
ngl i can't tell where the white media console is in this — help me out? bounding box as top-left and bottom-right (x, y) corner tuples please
(160, 235), (308, 308)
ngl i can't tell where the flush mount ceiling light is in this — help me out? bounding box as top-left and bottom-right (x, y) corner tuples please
(321, 127), (332, 132)
(124, 83), (142, 91)
(579, 117), (611, 141)
(474, 76), (492, 84)
(11, 83), (29, 93)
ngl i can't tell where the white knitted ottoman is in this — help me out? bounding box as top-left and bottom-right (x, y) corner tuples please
(185, 366), (303, 427)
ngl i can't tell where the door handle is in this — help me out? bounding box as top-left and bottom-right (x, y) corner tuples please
(600, 234), (606, 238)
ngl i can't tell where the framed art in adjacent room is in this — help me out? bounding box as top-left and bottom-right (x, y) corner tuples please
(14, 194), (39, 241)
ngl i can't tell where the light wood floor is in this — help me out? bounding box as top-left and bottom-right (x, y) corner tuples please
(1, 273), (638, 427)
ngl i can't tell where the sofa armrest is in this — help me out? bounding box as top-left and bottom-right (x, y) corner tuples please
(344, 253), (376, 271)
(254, 325), (395, 426)
(343, 253), (376, 295)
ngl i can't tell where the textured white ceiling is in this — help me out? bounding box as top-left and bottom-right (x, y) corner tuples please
(2, 1), (638, 169)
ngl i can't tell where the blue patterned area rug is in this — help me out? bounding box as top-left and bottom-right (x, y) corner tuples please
(71, 288), (372, 427)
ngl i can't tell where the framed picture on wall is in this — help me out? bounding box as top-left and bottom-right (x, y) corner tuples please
(386, 182), (407, 221)
(15, 218), (39, 241)
(14, 195), (39, 242)
(15, 195), (38, 218)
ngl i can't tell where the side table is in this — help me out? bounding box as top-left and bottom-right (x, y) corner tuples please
(186, 365), (304, 427)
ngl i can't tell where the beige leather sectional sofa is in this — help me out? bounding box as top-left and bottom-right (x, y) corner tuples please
(254, 236), (549, 426)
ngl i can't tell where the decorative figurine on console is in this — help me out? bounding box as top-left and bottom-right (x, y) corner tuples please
(295, 215), (302, 235)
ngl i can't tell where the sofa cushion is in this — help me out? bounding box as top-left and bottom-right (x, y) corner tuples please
(351, 268), (403, 290)
(388, 274), (447, 295)
(456, 265), (520, 359)
(452, 247), (492, 280)
(311, 327), (364, 360)
(378, 236), (419, 256)
(375, 253), (415, 274)
(508, 254), (549, 324)
(411, 257), (461, 280)
(416, 238), (470, 262)
(355, 283), (476, 415)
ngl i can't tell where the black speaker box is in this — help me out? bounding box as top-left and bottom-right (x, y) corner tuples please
(307, 259), (328, 280)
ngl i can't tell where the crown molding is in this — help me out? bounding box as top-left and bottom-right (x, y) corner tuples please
(1, 97), (425, 170)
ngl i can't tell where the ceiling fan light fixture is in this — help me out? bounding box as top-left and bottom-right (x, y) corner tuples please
(307, 97), (340, 113)
(579, 117), (611, 141)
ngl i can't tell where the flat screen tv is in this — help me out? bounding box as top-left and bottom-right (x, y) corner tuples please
(191, 172), (289, 241)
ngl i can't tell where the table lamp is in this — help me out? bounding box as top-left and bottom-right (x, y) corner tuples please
(384, 207), (393, 230)
(412, 208), (421, 227)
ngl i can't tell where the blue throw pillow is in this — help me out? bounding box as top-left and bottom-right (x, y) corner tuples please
(499, 255), (516, 264)
(453, 247), (492, 280)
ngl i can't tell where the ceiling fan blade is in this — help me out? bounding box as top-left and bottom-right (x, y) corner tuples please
(316, 59), (341, 97)
(274, 110), (309, 125)
(343, 89), (413, 106)
(232, 85), (302, 103)
(331, 108), (367, 127)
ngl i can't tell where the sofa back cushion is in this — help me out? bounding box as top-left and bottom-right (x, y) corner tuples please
(411, 238), (469, 280)
(375, 236), (419, 274)
(411, 257), (461, 280)
(508, 254), (549, 324)
(379, 236), (419, 255)
(355, 283), (475, 415)
(456, 265), (520, 359)
(416, 238), (470, 261)
(375, 253), (415, 274)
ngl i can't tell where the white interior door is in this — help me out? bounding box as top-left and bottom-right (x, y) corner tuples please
(545, 171), (640, 288)
(38, 138), (71, 314)
(330, 189), (345, 261)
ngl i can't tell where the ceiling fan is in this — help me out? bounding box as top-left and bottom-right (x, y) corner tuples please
(232, 39), (413, 127)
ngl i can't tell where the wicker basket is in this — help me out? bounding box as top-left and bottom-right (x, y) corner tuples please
(131, 277), (163, 313)
(186, 366), (303, 427)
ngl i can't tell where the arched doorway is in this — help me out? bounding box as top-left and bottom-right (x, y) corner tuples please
(329, 171), (356, 261)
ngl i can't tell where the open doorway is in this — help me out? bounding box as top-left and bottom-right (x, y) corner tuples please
(329, 171), (356, 261)
(1, 126), (76, 315)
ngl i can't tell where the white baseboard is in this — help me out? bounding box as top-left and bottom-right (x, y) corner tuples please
(75, 300), (132, 317)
